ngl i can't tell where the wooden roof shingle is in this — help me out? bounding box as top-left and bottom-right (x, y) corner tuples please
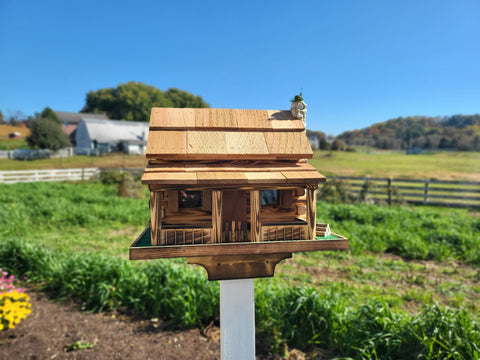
(142, 160), (326, 186)
(146, 108), (313, 161)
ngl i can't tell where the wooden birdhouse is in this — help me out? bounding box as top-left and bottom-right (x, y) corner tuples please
(130, 106), (348, 280)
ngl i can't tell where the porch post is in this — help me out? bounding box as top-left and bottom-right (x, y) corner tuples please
(250, 190), (261, 242)
(212, 190), (223, 243)
(150, 191), (163, 245)
(306, 185), (317, 240)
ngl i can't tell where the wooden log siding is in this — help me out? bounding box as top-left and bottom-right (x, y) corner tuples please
(162, 228), (212, 245)
(262, 225), (308, 241)
(151, 186), (313, 246)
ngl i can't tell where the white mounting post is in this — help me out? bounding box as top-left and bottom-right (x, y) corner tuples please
(220, 279), (255, 360)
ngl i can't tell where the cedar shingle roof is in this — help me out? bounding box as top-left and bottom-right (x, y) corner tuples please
(146, 108), (313, 161)
(142, 160), (326, 186)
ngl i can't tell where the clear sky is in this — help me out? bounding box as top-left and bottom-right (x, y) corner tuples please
(1, 0), (479, 135)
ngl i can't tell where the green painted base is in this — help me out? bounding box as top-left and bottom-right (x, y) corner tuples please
(132, 227), (344, 249)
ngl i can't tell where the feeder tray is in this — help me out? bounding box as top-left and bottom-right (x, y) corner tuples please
(130, 227), (348, 280)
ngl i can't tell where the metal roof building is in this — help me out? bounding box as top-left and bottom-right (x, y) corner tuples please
(75, 118), (149, 154)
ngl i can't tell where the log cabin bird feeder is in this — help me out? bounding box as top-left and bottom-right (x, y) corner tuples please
(130, 105), (348, 280)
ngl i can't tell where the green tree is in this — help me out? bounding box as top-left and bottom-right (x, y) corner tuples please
(82, 82), (209, 121)
(164, 88), (210, 108)
(40, 107), (61, 124)
(0, 110), (4, 124)
(27, 118), (70, 150)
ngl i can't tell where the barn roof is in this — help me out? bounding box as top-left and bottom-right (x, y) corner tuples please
(81, 118), (149, 143)
(146, 108), (313, 161)
(55, 111), (108, 124)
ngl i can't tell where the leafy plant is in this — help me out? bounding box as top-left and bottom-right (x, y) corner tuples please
(65, 340), (94, 351)
(290, 94), (304, 102)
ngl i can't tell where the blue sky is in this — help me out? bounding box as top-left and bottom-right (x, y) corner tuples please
(1, 0), (479, 135)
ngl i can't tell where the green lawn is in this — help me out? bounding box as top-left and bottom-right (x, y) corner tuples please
(0, 138), (28, 150)
(2, 181), (478, 314)
(310, 150), (480, 181)
(0, 153), (147, 171)
(1, 181), (479, 358)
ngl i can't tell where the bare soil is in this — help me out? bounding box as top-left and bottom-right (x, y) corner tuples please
(0, 291), (221, 360)
(0, 291), (320, 360)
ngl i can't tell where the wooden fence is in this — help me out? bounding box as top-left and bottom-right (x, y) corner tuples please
(0, 168), (100, 184)
(328, 176), (480, 208)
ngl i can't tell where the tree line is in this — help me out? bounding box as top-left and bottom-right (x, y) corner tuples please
(3, 82), (209, 150)
(81, 82), (209, 121)
(334, 114), (480, 151)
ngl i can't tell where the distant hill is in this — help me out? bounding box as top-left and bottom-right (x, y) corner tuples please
(337, 114), (480, 151)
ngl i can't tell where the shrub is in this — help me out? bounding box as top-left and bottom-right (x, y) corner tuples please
(318, 178), (357, 204)
(0, 239), (218, 328)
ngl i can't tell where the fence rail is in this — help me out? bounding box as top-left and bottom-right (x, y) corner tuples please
(0, 168), (100, 184)
(330, 176), (480, 208)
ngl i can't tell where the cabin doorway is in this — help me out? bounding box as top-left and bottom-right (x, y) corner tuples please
(221, 190), (248, 242)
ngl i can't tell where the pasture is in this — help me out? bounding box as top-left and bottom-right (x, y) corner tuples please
(1, 181), (479, 358)
(310, 150), (480, 181)
(1, 150), (479, 181)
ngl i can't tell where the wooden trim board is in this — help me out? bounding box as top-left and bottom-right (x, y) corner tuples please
(130, 227), (348, 260)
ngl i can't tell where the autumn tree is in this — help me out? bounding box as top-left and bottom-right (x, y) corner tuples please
(82, 82), (209, 121)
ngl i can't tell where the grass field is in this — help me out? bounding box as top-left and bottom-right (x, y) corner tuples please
(1, 181), (479, 358)
(0, 153), (148, 171)
(0, 138), (28, 150)
(1, 150), (479, 181)
(310, 150), (480, 181)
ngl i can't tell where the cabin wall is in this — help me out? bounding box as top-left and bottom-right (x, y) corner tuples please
(162, 190), (212, 226)
(149, 187), (313, 246)
(256, 189), (307, 224)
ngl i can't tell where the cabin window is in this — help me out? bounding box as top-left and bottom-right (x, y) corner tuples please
(178, 191), (202, 209)
(261, 190), (278, 206)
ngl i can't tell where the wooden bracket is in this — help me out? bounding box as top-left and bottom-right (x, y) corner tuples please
(187, 253), (292, 281)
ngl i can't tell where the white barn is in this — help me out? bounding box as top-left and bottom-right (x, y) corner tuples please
(75, 118), (149, 155)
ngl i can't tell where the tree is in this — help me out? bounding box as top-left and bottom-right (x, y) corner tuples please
(27, 118), (70, 150)
(0, 110), (3, 124)
(40, 107), (61, 125)
(165, 88), (210, 108)
(331, 138), (343, 151)
(82, 82), (209, 121)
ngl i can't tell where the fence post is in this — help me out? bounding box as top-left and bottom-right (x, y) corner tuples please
(424, 180), (429, 204)
(0, 172), (3, 183)
(387, 178), (392, 206)
(363, 176), (370, 203)
(81, 168), (85, 181)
